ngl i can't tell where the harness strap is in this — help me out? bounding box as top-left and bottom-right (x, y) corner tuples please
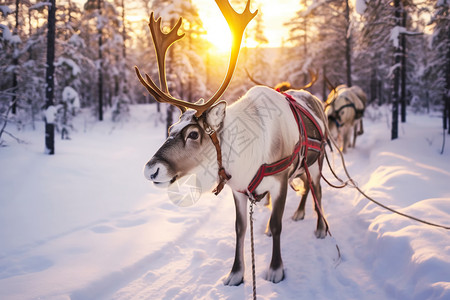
(205, 125), (231, 196)
(245, 93), (325, 199)
(333, 100), (365, 122)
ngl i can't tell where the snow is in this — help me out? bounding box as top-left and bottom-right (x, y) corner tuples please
(0, 104), (449, 299)
(0, 24), (21, 44)
(44, 105), (57, 124)
(56, 58), (81, 76)
(62, 86), (81, 108)
(389, 26), (420, 49)
(29, 2), (52, 11)
(0, 5), (12, 16)
(354, 0), (367, 15)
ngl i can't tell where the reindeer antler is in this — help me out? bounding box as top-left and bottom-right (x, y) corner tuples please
(245, 68), (318, 91)
(135, 0), (257, 117)
(301, 69), (318, 89)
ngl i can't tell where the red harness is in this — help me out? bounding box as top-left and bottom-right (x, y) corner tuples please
(244, 92), (326, 201)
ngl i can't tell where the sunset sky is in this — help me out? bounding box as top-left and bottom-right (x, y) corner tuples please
(194, 0), (300, 48)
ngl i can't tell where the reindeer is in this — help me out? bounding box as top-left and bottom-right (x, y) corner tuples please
(137, 0), (329, 285)
(324, 83), (367, 153)
(244, 67), (320, 233)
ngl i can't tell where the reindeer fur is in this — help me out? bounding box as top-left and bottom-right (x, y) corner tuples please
(144, 86), (328, 285)
(325, 85), (367, 153)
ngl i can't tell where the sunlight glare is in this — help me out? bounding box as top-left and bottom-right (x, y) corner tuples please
(203, 16), (231, 54)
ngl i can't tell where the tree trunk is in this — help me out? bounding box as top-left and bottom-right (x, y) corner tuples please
(122, 0), (126, 59)
(45, 0), (56, 154)
(303, 0), (308, 86)
(345, 0), (352, 87)
(98, 0), (103, 121)
(400, 10), (407, 123)
(11, 0), (19, 115)
(391, 0), (401, 140)
(446, 11), (450, 135)
(322, 65), (327, 101)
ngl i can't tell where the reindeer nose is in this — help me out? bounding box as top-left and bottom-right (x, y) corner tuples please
(144, 161), (168, 182)
(150, 167), (159, 180)
(144, 163), (158, 181)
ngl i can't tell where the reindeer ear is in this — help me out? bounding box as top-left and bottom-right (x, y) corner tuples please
(206, 101), (226, 131)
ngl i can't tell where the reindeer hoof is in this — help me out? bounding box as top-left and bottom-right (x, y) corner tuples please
(315, 228), (327, 239)
(292, 210), (305, 221)
(265, 266), (285, 283)
(224, 271), (244, 286)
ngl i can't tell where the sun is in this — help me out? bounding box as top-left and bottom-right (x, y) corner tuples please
(202, 15), (232, 54)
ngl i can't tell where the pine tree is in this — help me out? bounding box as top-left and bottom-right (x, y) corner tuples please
(284, 0), (354, 96)
(356, 0), (394, 105)
(429, 0), (450, 134)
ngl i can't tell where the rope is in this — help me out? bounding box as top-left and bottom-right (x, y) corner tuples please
(249, 201), (257, 300)
(323, 134), (450, 230)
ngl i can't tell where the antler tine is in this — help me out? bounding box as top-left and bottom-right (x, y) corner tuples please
(136, 2), (257, 118)
(189, 0), (258, 117)
(301, 69), (318, 89)
(134, 66), (199, 112)
(135, 12), (187, 113)
(245, 67), (268, 86)
(149, 12), (184, 94)
(324, 75), (339, 105)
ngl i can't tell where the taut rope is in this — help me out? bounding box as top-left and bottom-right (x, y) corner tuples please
(323, 135), (450, 230)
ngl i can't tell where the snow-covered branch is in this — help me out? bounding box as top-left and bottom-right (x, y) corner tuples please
(29, 2), (52, 11)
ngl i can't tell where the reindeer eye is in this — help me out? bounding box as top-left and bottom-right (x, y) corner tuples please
(188, 131), (199, 140)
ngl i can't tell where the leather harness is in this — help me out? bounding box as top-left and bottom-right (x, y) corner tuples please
(207, 92), (326, 201)
(244, 92), (325, 200)
(328, 97), (365, 128)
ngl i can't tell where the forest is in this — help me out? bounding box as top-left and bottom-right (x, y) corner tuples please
(0, 0), (449, 150)
(1, 1), (450, 299)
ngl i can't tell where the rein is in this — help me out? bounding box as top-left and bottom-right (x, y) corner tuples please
(203, 121), (231, 196)
(328, 96), (365, 128)
(322, 129), (450, 231)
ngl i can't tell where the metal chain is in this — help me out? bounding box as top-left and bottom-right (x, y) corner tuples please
(249, 200), (257, 300)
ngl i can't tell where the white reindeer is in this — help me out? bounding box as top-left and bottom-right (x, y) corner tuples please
(325, 84), (367, 153)
(136, 0), (329, 285)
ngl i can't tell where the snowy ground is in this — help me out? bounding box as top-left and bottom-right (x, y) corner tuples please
(0, 104), (449, 300)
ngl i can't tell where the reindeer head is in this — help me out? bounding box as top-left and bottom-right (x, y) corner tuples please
(137, 1), (257, 192)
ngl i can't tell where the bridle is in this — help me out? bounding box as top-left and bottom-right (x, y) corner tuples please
(202, 118), (231, 195)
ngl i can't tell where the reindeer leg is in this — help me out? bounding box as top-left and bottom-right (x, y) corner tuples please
(352, 124), (358, 148)
(358, 119), (364, 135)
(292, 173), (309, 221)
(264, 192), (272, 236)
(224, 191), (248, 286)
(265, 175), (288, 283)
(342, 125), (350, 153)
(308, 163), (327, 239)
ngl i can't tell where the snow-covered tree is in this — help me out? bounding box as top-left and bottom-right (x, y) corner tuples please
(45, 0), (56, 154)
(283, 0), (356, 99)
(427, 0), (450, 134)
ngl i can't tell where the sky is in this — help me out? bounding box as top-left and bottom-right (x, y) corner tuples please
(72, 0), (364, 49)
(194, 0), (300, 48)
